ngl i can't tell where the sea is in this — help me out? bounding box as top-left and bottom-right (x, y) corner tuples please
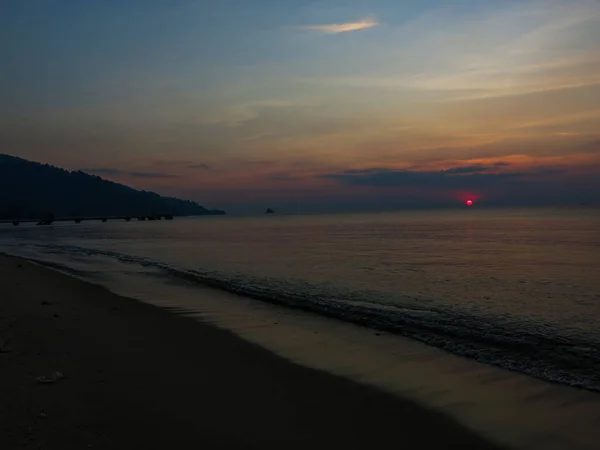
(2, 207), (600, 448)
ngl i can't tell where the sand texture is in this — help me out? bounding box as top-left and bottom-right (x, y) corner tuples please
(0, 255), (502, 449)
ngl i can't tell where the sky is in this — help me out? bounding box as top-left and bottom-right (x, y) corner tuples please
(1, 0), (600, 213)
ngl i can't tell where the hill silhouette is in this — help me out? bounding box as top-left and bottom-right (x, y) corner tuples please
(0, 154), (224, 219)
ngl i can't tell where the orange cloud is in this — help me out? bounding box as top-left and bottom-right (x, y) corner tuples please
(297, 18), (378, 34)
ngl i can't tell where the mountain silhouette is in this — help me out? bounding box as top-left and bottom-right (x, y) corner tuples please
(0, 154), (224, 219)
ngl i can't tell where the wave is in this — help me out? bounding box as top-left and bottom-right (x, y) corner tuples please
(14, 242), (600, 392)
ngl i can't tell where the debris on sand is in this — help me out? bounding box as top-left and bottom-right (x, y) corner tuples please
(36, 371), (65, 384)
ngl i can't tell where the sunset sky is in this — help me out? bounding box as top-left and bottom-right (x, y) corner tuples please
(2, 0), (600, 212)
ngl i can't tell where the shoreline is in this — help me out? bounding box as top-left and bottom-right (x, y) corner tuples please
(7, 237), (599, 394)
(0, 254), (503, 449)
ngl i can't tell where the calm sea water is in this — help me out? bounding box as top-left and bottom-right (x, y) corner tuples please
(2, 207), (600, 390)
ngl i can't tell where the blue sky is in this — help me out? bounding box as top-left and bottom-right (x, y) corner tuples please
(2, 0), (600, 212)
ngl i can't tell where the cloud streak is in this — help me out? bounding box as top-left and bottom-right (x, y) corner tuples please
(81, 168), (122, 176)
(128, 171), (178, 179)
(200, 99), (312, 127)
(298, 18), (378, 34)
(299, 2), (600, 101)
(82, 168), (177, 179)
(187, 163), (211, 170)
(320, 166), (559, 189)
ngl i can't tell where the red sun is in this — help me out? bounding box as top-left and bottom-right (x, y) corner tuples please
(466, 200), (474, 206)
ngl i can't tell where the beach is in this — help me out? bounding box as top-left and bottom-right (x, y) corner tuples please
(0, 254), (502, 449)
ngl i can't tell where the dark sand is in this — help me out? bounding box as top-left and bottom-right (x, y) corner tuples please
(0, 255), (504, 449)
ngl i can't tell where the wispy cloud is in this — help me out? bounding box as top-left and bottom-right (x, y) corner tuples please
(239, 131), (279, 142)
(200, 99), (314, 127)
(187, 163), (211, 170)
(81, 168), (178, 178)
(299, 2), (600, 100)
(298, 18), (378, 34)
(321, 165), (561, 189)
(129, 171), (178, 179)
(81, 168), (122, 175)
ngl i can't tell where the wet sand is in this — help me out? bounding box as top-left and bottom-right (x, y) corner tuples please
(0, 254), (502, 449)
